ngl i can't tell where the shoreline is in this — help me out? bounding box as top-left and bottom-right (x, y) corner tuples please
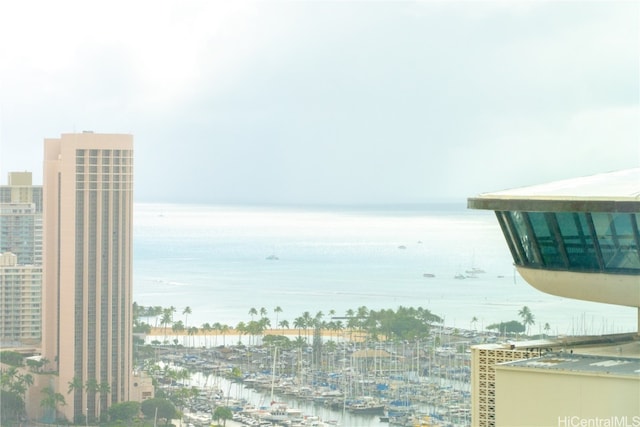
(146, 327), (359, 339)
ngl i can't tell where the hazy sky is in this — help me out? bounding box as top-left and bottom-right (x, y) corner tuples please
(1, 1), (638, 205)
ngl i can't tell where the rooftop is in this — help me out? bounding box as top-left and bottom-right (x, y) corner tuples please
(468, 168), (640, 212)
(498, 352), (640, 378)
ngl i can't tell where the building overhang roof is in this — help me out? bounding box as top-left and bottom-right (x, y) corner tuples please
(468, 168), (640, 212)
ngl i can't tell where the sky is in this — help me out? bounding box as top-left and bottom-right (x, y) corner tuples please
(0, 0), (638, 205)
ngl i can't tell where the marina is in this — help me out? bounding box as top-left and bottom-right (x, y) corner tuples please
(141, 327), (476, 427)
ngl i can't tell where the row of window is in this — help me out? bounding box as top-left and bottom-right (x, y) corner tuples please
(496, 211), (640, 273)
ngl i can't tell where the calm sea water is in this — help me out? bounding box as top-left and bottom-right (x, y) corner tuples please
(133, 203), (637, 337)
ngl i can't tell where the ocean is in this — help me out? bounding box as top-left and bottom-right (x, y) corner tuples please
(133, 203), (637, 337)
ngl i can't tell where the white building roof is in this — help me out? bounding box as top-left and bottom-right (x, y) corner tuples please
(468, 168), (640, 212)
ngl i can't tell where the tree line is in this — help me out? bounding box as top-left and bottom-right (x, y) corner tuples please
(134, 303), (445, 344)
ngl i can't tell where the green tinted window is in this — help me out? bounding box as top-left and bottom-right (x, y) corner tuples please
(592, 213), (640, 270)
(529, 212), (565, 268)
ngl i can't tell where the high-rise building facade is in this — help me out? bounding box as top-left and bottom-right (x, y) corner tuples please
(42, 132), (134, 423)
(0, 172), (43, 346)
(0, 171), (43, 265)
(0, 252), (42, 345)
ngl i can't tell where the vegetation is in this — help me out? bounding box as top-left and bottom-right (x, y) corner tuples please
(518, 305), (535, 335)
(1, 389), (25, 424)
(486, 320), (525, 334)
(108, 401), (140, 423)
(0, 351), (25, 367)
(212, 406), (233, 426)
(1, 365), (33, 424)
(40, 385), (66, 423)
(133, 303), (444, 345)
(140, 397), (178, 426)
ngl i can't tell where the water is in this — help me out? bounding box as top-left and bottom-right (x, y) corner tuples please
(188, 372), (395, 427)
(133, 203), (637, 336)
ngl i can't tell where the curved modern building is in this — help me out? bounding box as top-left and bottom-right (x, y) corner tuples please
(468, 168), (640, 330)
(468, 169), (640, 426)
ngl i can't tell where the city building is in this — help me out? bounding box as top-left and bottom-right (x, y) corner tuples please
(41, 132), (134, 423)
(468, 169), (640, 426)
(0, 252), (42, 346)
(0, 171), (43, 346)
(0, 171), (43, 266)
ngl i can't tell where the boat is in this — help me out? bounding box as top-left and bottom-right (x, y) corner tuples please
(266, 254), (279, 260)
(422, 273), (435, 278)
(347, 398), (385, 414)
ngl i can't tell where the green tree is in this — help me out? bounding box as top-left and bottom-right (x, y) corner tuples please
(183, 306), (192, 329)
(40, 386), (66, 423)
(98, 381), (111, 421)
(202, 322), (213, 347)
(85, 377), (99, 422)
(487, 320), (525, 334)
(141, 397), (178, 426)
(67, 376), (83, 395)
(220, 324), (230, 346)
(0, 351), (24, 366)
(471, 316), (478, 331)
(262, 334), (291, 348)
(212, 406), (233, 426)
(108, 401), (140, 422)
(1, 390), (25, 424)
(188, 326), (199, 348)
(518, 306), (535, 335)
(160, 310), (173, 342)
(273, 306), (283, 330)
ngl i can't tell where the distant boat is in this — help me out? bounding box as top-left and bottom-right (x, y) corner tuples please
(454, 274), (466, 280)
(398, 245), (407, 250)
(266, 255), (279, 260)
(466, 267), (485, 274)
(423, 273), (435, 278)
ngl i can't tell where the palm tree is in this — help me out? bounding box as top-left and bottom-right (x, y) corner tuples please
(40, 386), (66, 423)
(183, 306), (192, 330)
(152, 305), (163, 328)
(274, 306), (283, 330)
(471, 316), (478, 331)
(160, 310), (173, 343)
(201, 322), (212, 347)
(212, 322), (222, 346)
(518, 306), (535, 335)
(279, 319), (290, 335)
(97, 382), (111, 421)
(248, 307), (258, 321)
(293, 316), (305, 339)
(220, 324), (230, 346)
(85, 378), (99, 422)
(213, 406), (233, 426)
(235, 322), (247, 344)
(301, 311), (313, 340)
(67, 375), (83, 418)
(67, 376), (83, 395)
(188, 326), (199, 347)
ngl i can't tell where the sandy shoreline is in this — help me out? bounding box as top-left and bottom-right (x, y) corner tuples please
(146, 327), (357, 339)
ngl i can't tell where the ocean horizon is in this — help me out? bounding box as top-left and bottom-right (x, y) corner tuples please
(133, 202), (637, 338)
